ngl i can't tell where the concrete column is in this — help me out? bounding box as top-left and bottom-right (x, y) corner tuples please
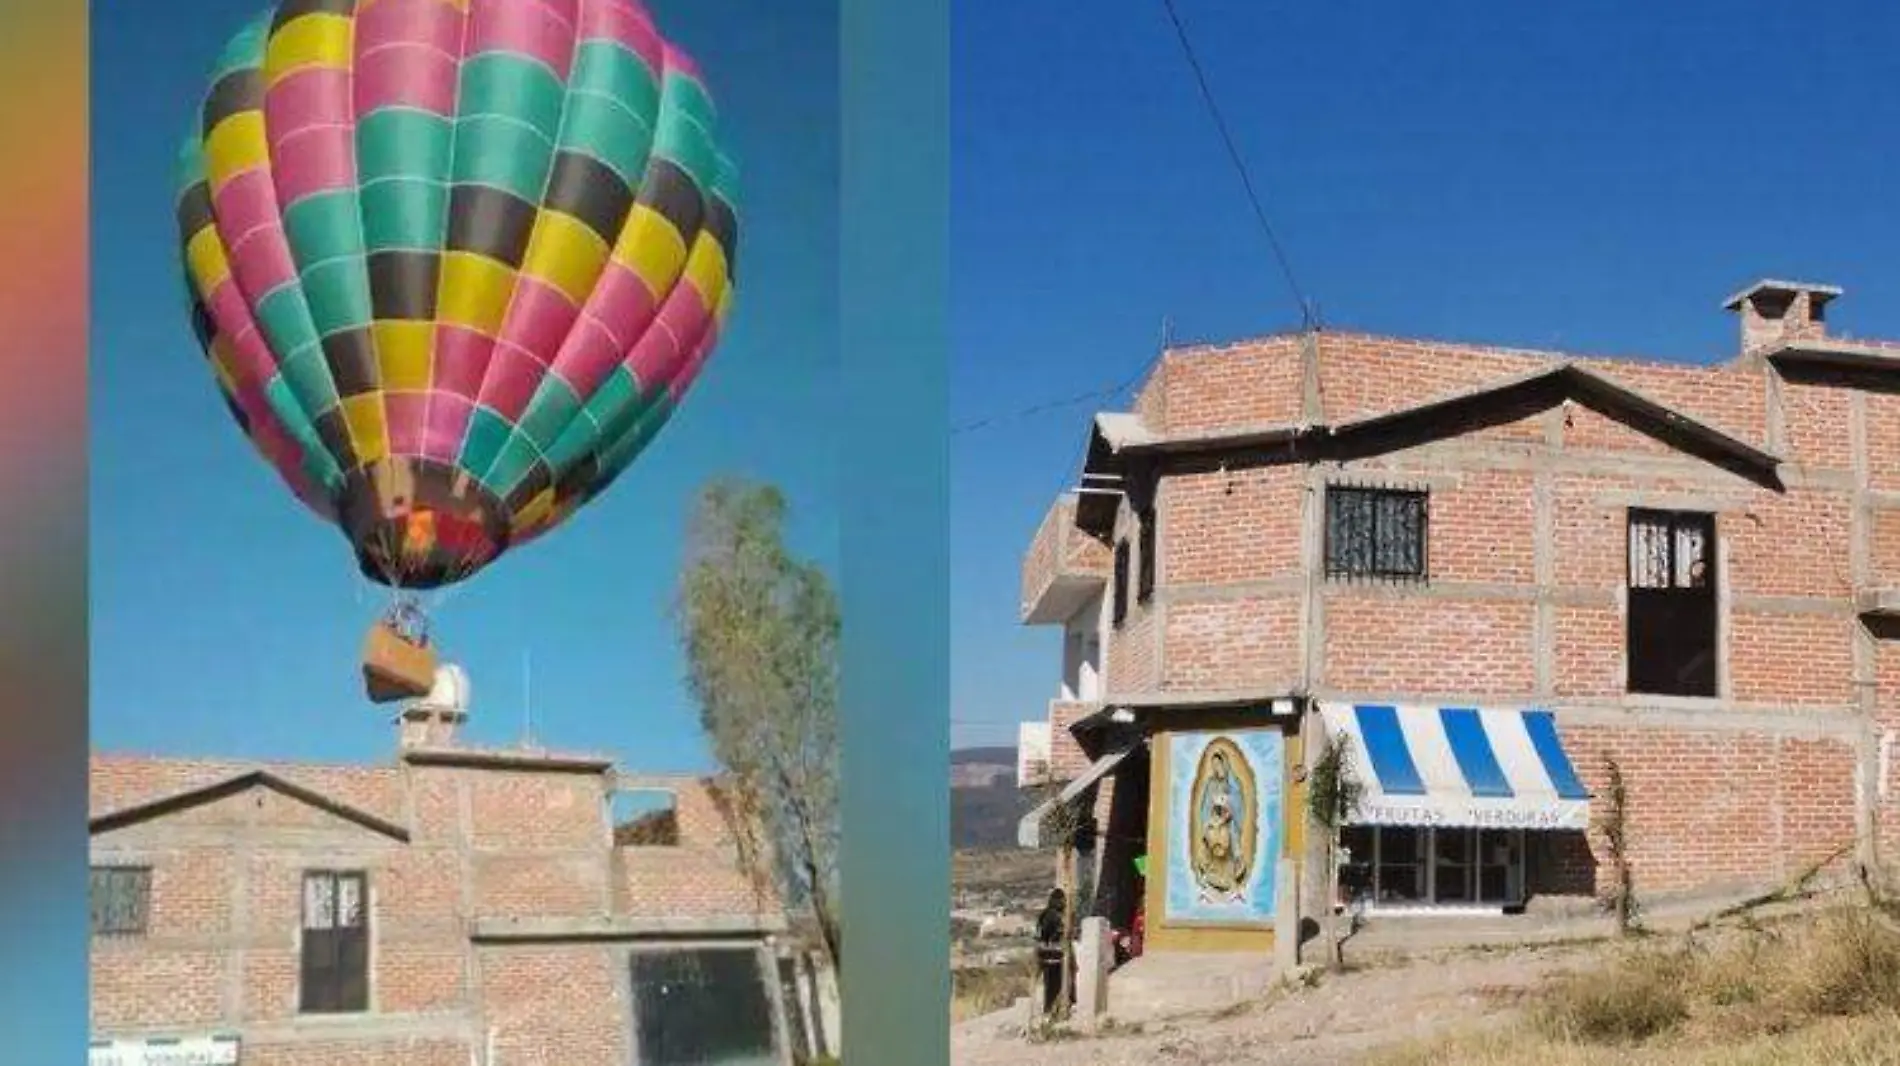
(1075, 917), (1113, 1023)
(814, 961), (841, 1056)
(1274, 857), (1300, 972)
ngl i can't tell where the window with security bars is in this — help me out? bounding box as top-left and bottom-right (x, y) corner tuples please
(300, 870), (368, 1014)
(1627, 509), (1717, 697)
(1137, 506), (1157, 604)
(1324, 486), (1429, 581)
(90, 866), (151, 937)
(1111, 539), (1131, 627)
(631, 948), (779, 1064)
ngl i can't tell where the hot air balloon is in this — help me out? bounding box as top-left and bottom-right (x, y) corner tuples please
(174, 0), (738, 698)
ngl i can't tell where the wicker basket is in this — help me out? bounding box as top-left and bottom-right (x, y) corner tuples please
(362, 620), (437, 703)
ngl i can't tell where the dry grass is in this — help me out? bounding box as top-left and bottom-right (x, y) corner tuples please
(1531, 948), (1692, 1043)
(952, 956), (1036, 1023)
(1378, 902), (1900, 1066)
(1381, 1014), (1900, 1066)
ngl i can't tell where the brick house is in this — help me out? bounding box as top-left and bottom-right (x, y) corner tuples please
(1018, 279), (1900, 956)
(88, 669), (835, 1065)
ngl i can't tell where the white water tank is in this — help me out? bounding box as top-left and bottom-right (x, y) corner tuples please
(420, 663), (471, 715)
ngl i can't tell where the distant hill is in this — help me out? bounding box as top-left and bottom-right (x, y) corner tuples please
(951, 745), (1035, 850)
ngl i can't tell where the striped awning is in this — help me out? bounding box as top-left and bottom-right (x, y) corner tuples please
(1319, 703), (1591, 830)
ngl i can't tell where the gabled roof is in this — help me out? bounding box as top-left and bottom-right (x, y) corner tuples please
(1074, 360), (1784, 535)
(89, 768), (411, 841)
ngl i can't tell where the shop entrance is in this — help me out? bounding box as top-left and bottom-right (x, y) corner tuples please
(629, 947), (782, 1065)
(1339, 826), (1526, 912)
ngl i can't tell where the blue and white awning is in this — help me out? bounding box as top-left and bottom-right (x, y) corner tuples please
(1318, 703), (1591, 831)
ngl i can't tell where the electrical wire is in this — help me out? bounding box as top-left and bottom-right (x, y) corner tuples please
(954, 0), (1319, 439)
(1159, 0), (1312, 327)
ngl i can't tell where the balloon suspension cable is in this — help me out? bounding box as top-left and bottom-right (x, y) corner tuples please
(384, 591), (431, 648)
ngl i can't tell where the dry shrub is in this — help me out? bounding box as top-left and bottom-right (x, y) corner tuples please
(1386, 904), (1900, 1066)
(951, 957), (1035, 1022)
(1532, 949), (1692, 1044)
(1532, 905), (1900, 1045)
(1381, 1013), (1900, 1066)
(1783, 906), (1900, 1017)
(1690, 934), (1768, 1007)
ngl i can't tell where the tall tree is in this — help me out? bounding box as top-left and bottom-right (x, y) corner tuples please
(677, 479), (841, 967)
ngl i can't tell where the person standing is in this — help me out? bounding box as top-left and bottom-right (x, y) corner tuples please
(1034, 888), (1069, 1016)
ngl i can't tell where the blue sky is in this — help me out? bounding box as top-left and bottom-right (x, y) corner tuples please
(951, 0), (1900, 747)
(90, 0), (838, 771)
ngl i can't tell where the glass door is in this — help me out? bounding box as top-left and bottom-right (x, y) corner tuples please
(1375, 828), (1427, 904)
(1477, 829), (1524, 905)
(1432, 828), (1476, 904)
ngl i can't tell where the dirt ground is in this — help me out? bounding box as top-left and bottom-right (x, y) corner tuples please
(950, 942), (1592, 1066)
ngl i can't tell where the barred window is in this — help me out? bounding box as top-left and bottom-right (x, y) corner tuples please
(301, 870), (368, 1013)
(1111, 540), (1130, 627)
(1325, 486), (1429, 581)
(89, 866), (151, 937)
(1136, 506), (1157, 604)
(1628, 510), (1711, 590)
(1627, 509), (1717, 697)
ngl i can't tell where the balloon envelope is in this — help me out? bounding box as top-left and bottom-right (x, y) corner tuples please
(177, 0), (738, 588)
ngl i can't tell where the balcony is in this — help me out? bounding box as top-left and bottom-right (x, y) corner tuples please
(1021, 494), (1111, 625)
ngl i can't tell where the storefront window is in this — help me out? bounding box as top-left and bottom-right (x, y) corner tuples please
(1377, 827), (1427, 903)
(1335, 827), (1525, 910)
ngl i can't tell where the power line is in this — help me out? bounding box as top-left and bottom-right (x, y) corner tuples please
(953, 317), (1175, 439)
(950, 382), (1131, 436)
(1159, 0), (1312, 327)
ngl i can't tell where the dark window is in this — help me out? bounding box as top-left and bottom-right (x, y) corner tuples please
(1325, 486), (1429, 581)
(1627, 509), (1717, 697)
(90, 866), (151, 937)
(300, 870), (369, 1014)
(631, 948), (779, 1064)
(1111, 540), (1130, 627)
(1136, 506), (1157, 604)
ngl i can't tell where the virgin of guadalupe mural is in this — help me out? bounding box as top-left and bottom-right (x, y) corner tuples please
(1165, 729), (1282, 925)
(1188, 737), (1259, 905)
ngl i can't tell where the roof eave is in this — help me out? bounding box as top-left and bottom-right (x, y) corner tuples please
(1766, 340), (1900, 379)
(90, 770), (411, 842)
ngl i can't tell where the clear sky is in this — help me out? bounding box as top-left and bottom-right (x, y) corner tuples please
(951, 0), (1900, 748)
(90, 0), (838, 771)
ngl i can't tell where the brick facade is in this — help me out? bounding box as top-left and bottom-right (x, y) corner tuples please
(88, 710), (827, 1065)
(1023, 279), (1900, 915)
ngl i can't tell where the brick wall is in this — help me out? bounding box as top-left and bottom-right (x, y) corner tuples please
(1561, 723), (1859, 898)
(1047, 700), (1099, 781)
(88, 751), (781, 1059)
(1035, 303), (1900, 906)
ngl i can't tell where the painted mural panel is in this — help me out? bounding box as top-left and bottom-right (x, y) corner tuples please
(1164, 729), (1283, 925)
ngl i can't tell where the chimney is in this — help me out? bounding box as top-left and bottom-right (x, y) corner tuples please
(397, 663), (470, 751)
(1723, 279), (1840, 360)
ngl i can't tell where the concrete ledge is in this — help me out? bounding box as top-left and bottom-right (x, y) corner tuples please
(608, 771), (705, 793)
(1858, 588), (1900, 617)
(401, 746), (613, 774)
(94, 1011), (473, 1048)
(471, 914), (785, 943)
